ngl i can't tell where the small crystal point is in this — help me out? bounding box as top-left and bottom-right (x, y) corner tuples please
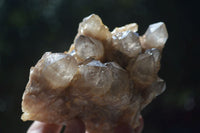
(141, 22), (168, 50)
(145, 48), (161, 73)
(153, 78), (166, 96)
(78, 14), (111, 41)
(74, 35), (104, 60)
(109, 31), (142, 67)
(145, 48), (160, 62)
(112, 31), (142, 58)
(141, 78), (166, 109)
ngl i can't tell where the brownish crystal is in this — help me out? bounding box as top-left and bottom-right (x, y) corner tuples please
(21, 14), (168, 133)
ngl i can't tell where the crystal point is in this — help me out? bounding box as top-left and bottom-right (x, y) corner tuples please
(141, 22), (168, 50)
(78, 14), (111, 41)
(41, 52), (78, 89)
(74, 35), (104, 60)
(112, 31), (141, 58)
(128, 50), (159, 88)
(108, 31), (142, 67)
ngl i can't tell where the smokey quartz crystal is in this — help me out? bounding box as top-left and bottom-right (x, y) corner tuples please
(21, 14), (168, 133)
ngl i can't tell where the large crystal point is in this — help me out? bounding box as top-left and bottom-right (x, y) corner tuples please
(104, 62), (131, 107)
(74, 35), (104, 61)
(71, 60), (112, 98)
(140, 22), (168, 50)
(39, 52), (78, 89)
(21, 14), (168, 133)
(21, 52), (78, 123)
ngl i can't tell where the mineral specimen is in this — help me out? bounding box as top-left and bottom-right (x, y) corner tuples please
(21, 14), (168, 133)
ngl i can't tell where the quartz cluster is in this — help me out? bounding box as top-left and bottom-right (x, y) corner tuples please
(21, 14), (168, 133)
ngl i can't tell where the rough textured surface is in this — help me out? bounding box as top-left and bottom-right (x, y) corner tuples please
(21, 14), (168, 133)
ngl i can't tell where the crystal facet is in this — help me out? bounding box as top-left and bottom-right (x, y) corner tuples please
(21, 14), (168, 133)
(39, 52), (78, 89)
(140, 22), (168, 50)
(78, 14), (111, 41)
(74, 35), (104, 60)
(112, 31), (141, 58)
